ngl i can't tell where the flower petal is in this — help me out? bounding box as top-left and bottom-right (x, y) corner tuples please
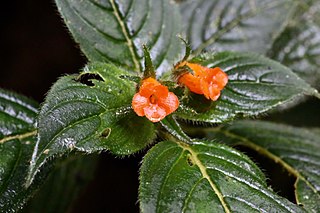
(200, 78), (210, 100)
(158, 92), (179, 114)
(132, 93), (149, 116)
(208, 85), (221, 101)
(139, 77), (160, 97)
(178, 73), (203, 94)
(186, 62), (205, 76)
(214, 68), (228, 89)
(144, 105), (167, 122)
(154, 84), (169, 98)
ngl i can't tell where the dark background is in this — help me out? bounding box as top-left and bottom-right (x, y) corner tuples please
(1, 1), (320, 212)
(1, 1), (140, 212)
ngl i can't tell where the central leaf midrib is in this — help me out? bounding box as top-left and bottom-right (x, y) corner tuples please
(109, 0), (141, 72)
(178, 142), (231, 213)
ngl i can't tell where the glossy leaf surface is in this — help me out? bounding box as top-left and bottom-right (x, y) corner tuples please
(268, 2), (320, 88)
(204, 120), (320, 212)
(0, 89), (39, 212)
(140, 140), (304, 212)
(55, 0), (183, 74)
(27, 63), (156, 186)
(175, 52), (318, 123)
(179, 0), (294, 55)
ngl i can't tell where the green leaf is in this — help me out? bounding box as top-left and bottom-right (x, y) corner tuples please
(175, 51), (318, 123)
(55, 0), (183, 74)
(23, 154), (98, 213)
(0, 89), (41, 212)
(179, 0), (296, 55)
(202, 120), (320, 212)
(160, 116), (191, 144)
(27, 63), (156, 186)
(139, 140), (305, 212)
(267, 2), (320, 88)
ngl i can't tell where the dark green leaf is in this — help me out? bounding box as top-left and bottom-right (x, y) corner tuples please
(23, 154), (98, 213)
(0, 89), (41, 212)
(160, 116), (191, 144)
(55, 0), (183, 74)
(27, 63), (156, 186)
(202, 120), (320, 212)
(175, 51), (318, 123)
(140, 140), (304, 212)
(267, 2), (320, 89)
(179, 0), (295, 55)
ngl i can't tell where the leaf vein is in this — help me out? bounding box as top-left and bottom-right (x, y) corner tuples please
(110, 0), (141, 72)
(217, 128), (320, 196)
(156, 148), (184, 213)
(178, 142), (231, 213)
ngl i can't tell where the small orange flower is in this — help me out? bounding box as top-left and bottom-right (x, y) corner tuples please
(132, 78), (179, 122)
(178, 62), (228, 101)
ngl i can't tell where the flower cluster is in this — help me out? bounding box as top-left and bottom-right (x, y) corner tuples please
(132, 61), (228, 122)
(177, 62), (228, 101)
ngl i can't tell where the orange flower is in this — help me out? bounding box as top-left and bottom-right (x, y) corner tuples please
(178, 62), (228, 101)
(132, 78), (179, 122)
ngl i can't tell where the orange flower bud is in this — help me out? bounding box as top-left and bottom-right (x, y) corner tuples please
(132, 78), (179, 122)
(178, 62), (228, 101)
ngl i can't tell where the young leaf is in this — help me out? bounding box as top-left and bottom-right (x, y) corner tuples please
(139, 140), (305, 212)
(55, 0), (183, 74)
(202, 120), (320, 212)
(175, 51), (319, 123)
(0, 89), (41, 211)
(27, 63), (156, 186)
(179, 0), (295, 55)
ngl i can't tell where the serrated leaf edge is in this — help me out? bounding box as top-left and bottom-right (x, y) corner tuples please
(177, 141), (231, 213)
(210, 127), (320, 198)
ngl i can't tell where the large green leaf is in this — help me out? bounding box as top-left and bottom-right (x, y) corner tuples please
(27, 63), (156, 186)
(175, 51), (319, 123)
(55, 0), (183, 74)
(179, 0), (295, 55)
(267, 1), (320, 88)
(139, 139), (305, 212)
(0, 89), (41, 212)
(23, 154), (98, 213)
(202, 120), (320, 212)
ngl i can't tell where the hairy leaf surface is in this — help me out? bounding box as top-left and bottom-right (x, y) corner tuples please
(204, 120), (320, 212)
(27, 63), (156, 186)
(140, 140), (305, 212)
